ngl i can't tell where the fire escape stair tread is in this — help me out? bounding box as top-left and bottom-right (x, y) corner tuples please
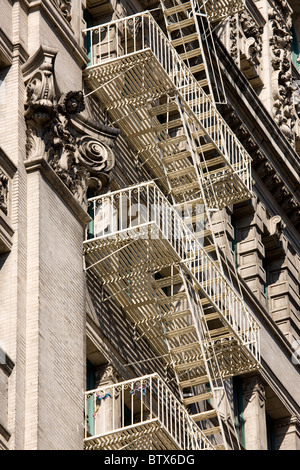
(166, 17), (195, 32)
(163, 150), (191, 165)
(152, 274), (182, 289)
(170, 180), (200, 195)
(202, 426), (222, 437)
(179, 48), (202, 61)
(189, 63), (206, 74)
(190, 260), (220, 274)
(183, 391), (213, 405)
(164, 1), (192, 17)
(166, 165), (196, 179)
(171, 32), (199, 47)
(179, 374), (209, 389)
(191, 409), (218, 421)
(165, 324), (196, 339)
(161, 308), (192, 323)
(170, 341), (200, 355)
(175, 358), (205, 372)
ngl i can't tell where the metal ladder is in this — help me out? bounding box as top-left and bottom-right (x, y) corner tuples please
(151, 262), (241, 449)
(160, 0), (226, 104)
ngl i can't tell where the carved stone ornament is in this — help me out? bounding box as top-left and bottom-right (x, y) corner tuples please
(242, 377), (266, 407)
(24, 65), (115, 209)
(52, 0), (72, 23)
(0, 169), (8, 216)
(269, 0), (295, 143)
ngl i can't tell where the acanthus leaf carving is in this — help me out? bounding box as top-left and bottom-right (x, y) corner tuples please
(24, 65), (116, 209)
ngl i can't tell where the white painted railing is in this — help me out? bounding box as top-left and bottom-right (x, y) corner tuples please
(83, 11), (252, 196)
(86, 181), (260, 363)
(84, 373), (214, 450)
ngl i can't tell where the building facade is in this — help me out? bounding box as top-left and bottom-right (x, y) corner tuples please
(0, 0), (299, 450)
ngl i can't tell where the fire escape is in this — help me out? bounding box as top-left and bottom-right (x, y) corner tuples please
(82, 0), (260, 450)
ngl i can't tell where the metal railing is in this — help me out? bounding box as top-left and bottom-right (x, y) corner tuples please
(84, 373), (214, 450)
(86, 181), (260, 363)
(83, 11), (252, 196)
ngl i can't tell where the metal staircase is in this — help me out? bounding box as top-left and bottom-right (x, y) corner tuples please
(83, 1), (260, 450)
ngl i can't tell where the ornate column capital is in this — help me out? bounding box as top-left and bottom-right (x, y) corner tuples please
(24, 51), (116, 209)
(242, 376), (266, 407)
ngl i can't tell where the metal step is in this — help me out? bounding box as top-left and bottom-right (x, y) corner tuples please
(171, 32), (199, 48)
(183, 391), (213, 405)
(148, 101), (178, 116)
(163, 150), (191, 165)
(170, 340), (200, 355)
(152, 273), (182, 289)
(180, 375), (209, 389)
(167, 165), (196, 179)
(192, 125), (217, 139)
(199, 293), (225, 306)
(179, 48), (202, 61)
(197, 78), (209, 88)
(191, 260), (220, 274)
(170, 180), (200, 195)
(204, 311), (221, 322)
(175, 358), (204, 372)
(166, 324), (196, 339)
(167, 17), (195, 32)
(164, 1), (192, 17)
(161, 308), (191, 323)
(202, 426), (222, 437)
(200, 156), (225, 169)
(196, 141), (221, 154)
(159, 134), (186, 149)
(191, 409), (218, 421)
(190, 63), (206, 74)
(157, 291), (187, 305)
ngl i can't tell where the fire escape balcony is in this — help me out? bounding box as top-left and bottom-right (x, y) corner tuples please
(83, 11), (252, 209)
(83, 181), (260, 378)
(84, 373), (214, 450)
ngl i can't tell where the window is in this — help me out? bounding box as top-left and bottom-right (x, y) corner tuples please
(233, 376), (245, 447)
(292, 25), (299, 71)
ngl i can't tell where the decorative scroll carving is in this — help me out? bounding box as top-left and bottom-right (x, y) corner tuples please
(239, 10), (263, 66)
(269, 0), (295, 142)
(24, 64), (115, 209)
(0, 170), (8, 216)
(52, 0), (72, 23)
(229, 16), (239, 65)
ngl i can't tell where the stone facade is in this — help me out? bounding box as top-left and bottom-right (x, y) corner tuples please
(0, 0), (299, 450)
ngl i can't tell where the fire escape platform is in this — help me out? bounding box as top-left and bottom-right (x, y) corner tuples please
(84, 419), (183, 450)
(84, 182), (260, 377)
(83, 12), (252, 208)
(84, 373), (214, 450)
